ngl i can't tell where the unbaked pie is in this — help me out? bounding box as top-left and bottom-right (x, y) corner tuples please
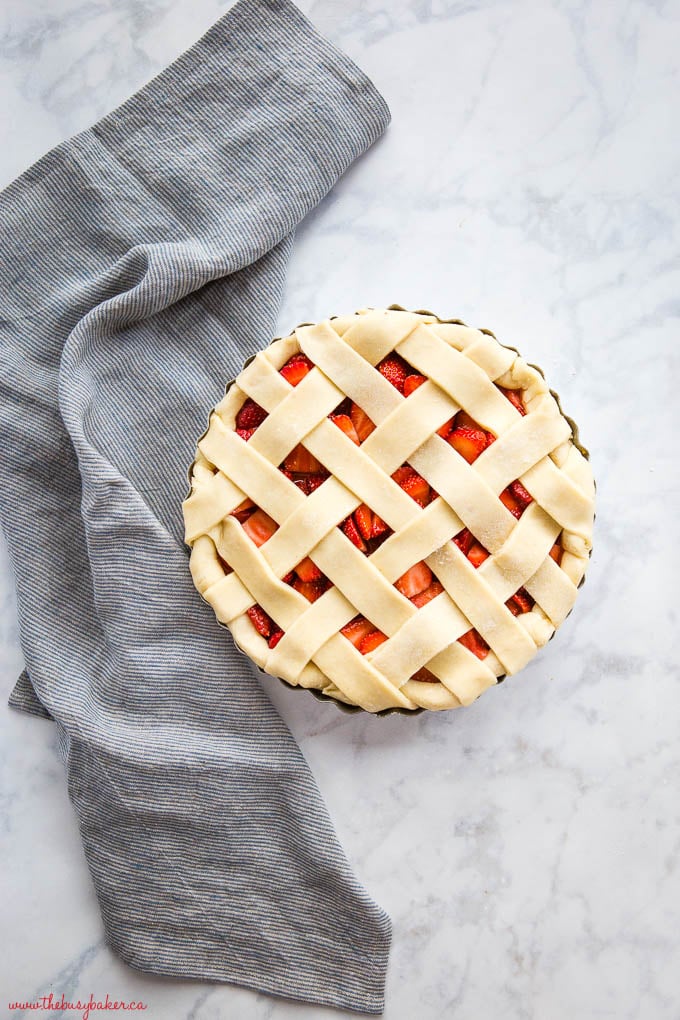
(183, 307), (594, 713)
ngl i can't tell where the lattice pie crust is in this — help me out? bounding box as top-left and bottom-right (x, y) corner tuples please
(183, 308), (594, 713)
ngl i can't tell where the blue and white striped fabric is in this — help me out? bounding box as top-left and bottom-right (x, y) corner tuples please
(0, 0), (392, 1011)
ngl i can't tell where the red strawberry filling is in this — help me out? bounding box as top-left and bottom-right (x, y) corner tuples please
(395, 561), (432, 599)
(284, 444), (324, 474)
(550, 541), (563, 565)
(499, 479), (533, 519)
(294, 556), (322, 582)
(242, 508), (278, 547)
(467, 542), (490, 568)
(377, 353), (410, 391)
(453, 529), (489, 567)
(403, 373), (426, 396)
(458, 629), (490, 660)
(280, 352), (313, 386)
(225, 356), (558, 681)
(235, 398), (267, 430)
(453, 527), (474, 555)
(506, 587), (534, 616)
(498, 386), (526, 415)
(448, 426), (490, 464)
(411, 667), (438, 683)
(341, 515), (367, 552)
(391, 466), (430, 507)
(350, 402), (376, 441)
(247, 604), (274, 638)
(295, 474), (326, 495)
(330, 413), (360, 445)
(231, 497), (255, 521)
(341, 617), (375, 648)
(410, 581), (444, 608)
(293, 577), (329, 603)
(360, 630), (388, 654)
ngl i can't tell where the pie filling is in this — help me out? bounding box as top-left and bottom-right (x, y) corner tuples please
(223, 351), (565, 682)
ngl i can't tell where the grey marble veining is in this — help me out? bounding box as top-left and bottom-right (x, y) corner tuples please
(1, 1), (678, 1018)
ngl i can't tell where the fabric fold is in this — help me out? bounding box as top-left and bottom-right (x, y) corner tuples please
(1, 0), (392, 1012)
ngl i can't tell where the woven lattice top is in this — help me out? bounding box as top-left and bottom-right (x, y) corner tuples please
(183, 308), (594, 713)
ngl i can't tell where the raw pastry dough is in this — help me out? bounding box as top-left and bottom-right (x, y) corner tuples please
(183, 308), (594, 713)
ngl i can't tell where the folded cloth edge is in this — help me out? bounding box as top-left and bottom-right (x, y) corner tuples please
(2, 0), (393, 1014)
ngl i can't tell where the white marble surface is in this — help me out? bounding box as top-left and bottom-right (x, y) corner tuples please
(1, 1), (678, 1018)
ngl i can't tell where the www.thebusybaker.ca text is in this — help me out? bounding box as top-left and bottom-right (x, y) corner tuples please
(7, 992), (148, 1020)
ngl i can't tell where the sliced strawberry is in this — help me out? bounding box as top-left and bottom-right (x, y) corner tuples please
(506, 588), (534, 616)
(352, 504), (390, 542)
(359, 630), (388, 654)
(242, 508), (278, 547)
(230, 497), (255, 522)
(284, 444), (323, 474)
(354, 504), (374, 541)
(302, 474), (327, 495)
(437, 418), (455, 439)
(467, 542), (489, 568)
(458, 628), (489, 659)
(411, 581), (444, 608)
(373, 513), (390, 539)
(391, 466), (412, 486)
(236, 428), (256, 442)
(377, 354), (409, 393)
(268, 629), (284, 649)
(498, 385), (526, 415)
(333, 397), (353, 416)
(342, 515), (367, 552)
(247, 604), (272, 638)
(455, 410), (480, 430)
(392, 465), (430, 506)
(499, 480), (533, 519)
(350, 403), (376, 442)
(411, 666), (438, 682)
(280, 353), (313, 387)
(499, 486), (523, 518)
(295, 556), (322, 582)
(403, 373), (427, 396)
(510, 479), (533, 505)
(329, 413), (360, 445)
(395, 561), (432, 598)
(399, 467), (430, 507)
(453, 528), (474, 555)
(236, 398), (267, 430)
(549, 541), (563, 565)
(447, 426), (488, 464)
(293, 578), (326, 603)
(341, 616), (375, 648)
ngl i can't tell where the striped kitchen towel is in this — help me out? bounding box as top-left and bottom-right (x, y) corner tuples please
(0, 0), (392, 1012)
